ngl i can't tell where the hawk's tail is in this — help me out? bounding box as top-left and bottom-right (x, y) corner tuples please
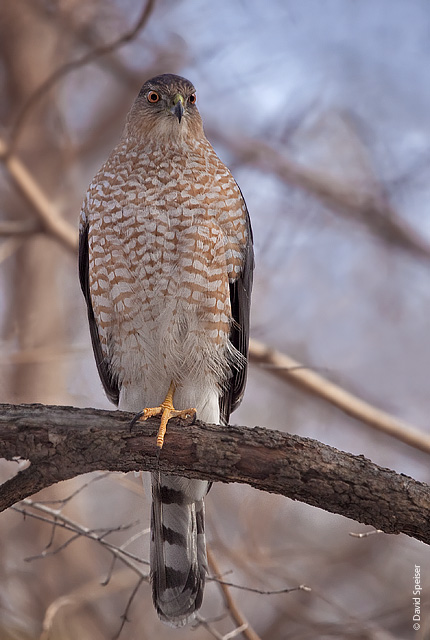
(150, 472), (208, 627)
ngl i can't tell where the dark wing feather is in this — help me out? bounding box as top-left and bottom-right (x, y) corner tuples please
(220, 199), (254, 424)
(79, 222), (120, 406)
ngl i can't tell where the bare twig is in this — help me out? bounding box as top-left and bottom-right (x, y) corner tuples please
(211, 578), (311, 596)
(113, 576), (145, 640)
(223, 625), (250, 640)
(195, 615), (250, 640)
(40, 568), (136, 640)
(249, 338), (430, 455)
(207, 546), (262, 640)
(34, 471), (110, 506)
(12, 499), (150, 571)
(195, 615), (225, 640)
(0, 236), (27, 265)
(9, 0), (156, 150)
(0, 135), (78, 252)
(211, 131), (430, 259)
(0, 220), (39, 236)
(0, 2), (155, 255)
(13, 492), (150, 639)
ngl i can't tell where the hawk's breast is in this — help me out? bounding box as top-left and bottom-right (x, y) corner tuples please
(83, 138), (248, 385)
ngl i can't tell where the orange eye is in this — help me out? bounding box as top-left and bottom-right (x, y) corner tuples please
(189, 93), (197, 104)
(147, 91), (160, 103)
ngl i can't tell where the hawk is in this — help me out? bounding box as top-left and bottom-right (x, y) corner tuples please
(79, 74), (253, 626)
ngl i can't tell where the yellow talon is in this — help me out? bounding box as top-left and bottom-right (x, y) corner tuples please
(157, 409), (169, 448)
(135, 381), (196, 449)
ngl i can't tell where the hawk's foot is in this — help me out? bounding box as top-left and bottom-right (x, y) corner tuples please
(131, 382), (196, 449)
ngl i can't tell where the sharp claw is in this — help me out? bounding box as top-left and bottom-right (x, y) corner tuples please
(130, 382), (196, 447)
(129, 411), (144, 432)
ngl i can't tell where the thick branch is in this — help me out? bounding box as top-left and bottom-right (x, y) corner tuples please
(0, 403), (429, 545)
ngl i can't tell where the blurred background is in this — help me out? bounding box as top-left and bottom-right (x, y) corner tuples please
(0, 0), (430, 638)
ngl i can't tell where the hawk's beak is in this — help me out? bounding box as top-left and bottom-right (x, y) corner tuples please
(171, 94), (185, 123)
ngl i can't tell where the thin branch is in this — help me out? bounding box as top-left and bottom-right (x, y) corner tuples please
(39, 568), (138, 640)
(102, 554), (117, 587)
(0, 2), (155, 253)
(0, 135), (78, 252)
(195, 615), (225, 640)
(211, 130), (430, 260)
(211, 578), (311, 597)
(249, 338), (430, 455)
(34, 471), (110, 506)
(13, 496), (151, 639)
(113, 576), (145, 640)
(15, 496), (149, 639)
(0, 236), (27, 265)
(13, 499), (149, 571)
(9, 0), (156, 150)
(0, 220), (39, 236)
(207, 547), (262, 640)
(0, 402), (429, 545)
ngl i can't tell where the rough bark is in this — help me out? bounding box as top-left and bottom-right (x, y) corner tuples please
(0, 402), (429, 545)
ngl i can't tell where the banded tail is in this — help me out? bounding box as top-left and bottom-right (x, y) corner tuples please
(150, 472), (208, 626)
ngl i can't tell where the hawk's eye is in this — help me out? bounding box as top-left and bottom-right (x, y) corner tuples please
(147, 91), (160, 103)
(189, 93), (197, 105)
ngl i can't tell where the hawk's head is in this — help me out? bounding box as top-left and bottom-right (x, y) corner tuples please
(126, 74), (204, 143)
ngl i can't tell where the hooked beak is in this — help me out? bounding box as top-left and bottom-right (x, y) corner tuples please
(171, 93), (185, 123)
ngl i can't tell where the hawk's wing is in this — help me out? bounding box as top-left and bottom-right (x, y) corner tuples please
(79, 221), (120, 406)
(220, 199), (254, 424)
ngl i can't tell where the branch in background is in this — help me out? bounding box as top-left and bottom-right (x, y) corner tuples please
(13, 498), (148, 570)
(211, 131), (430, 260)
(249, 338), (430, 455)
(9, 0), (156, 151)
(0, 237), (26, 266)
(0, 135), (78, 252)
(207, 547), (262, 640)
(12, 496), (148, 640)
(0, 220), (39, 236)
(15, 492), (302, 640)
(0, 403), (429, 545)
(0, 0), (156, 253)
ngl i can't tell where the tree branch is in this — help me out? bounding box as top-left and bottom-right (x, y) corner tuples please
(207, 547), (263, 640)
(8, 0), (156, 150)
(0, 403), (429, 545)
(0, 135), (78, 252)
(249, 338), (430, 455)
(211, 130), (430, 260)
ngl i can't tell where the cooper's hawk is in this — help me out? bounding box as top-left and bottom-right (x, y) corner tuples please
(79, 74), (253, 626)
